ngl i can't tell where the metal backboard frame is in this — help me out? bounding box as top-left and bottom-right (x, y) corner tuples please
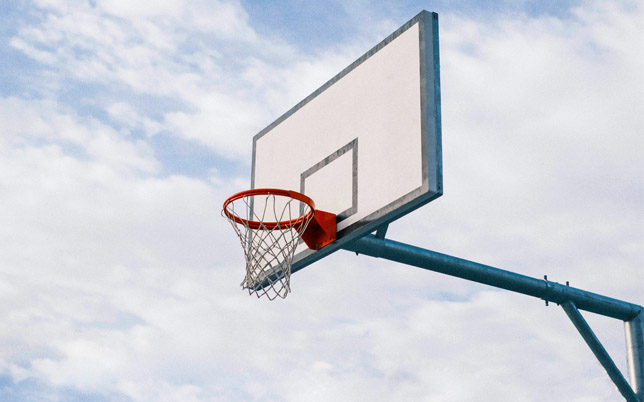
(250, 11), (442, 273)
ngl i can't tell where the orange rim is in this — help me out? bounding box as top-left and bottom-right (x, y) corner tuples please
(223, 188), (316, 230)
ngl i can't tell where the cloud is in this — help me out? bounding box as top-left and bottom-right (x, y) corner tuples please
(9, 0), (382, 163)
(410, 1), (644, 298)
(0, 1), (641, 401)
(9, 1), (268, 160)
(0, 93), (235, 400)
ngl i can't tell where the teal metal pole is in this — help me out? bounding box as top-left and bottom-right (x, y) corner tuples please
(343, 234), (644, 399)
(343, 235), (642, 321)
(626, 312), (644, 401)
(562, 302), (639, 402)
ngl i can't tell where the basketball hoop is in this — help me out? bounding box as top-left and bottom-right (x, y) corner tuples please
(222, 188), (336, 300)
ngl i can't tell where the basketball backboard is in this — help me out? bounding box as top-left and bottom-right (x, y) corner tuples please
(251, 10), (442, 274)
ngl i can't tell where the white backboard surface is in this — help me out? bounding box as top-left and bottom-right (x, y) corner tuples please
(251, 11), (442, 272)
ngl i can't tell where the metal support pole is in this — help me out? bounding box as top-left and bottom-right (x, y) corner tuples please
(344, 235), (642, 321)
(561, 302), (639, 402)
(343, 235), (644, 399)
(626, 312), (644, 401)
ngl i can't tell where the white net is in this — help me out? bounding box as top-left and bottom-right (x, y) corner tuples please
(223, 191), (314, 300)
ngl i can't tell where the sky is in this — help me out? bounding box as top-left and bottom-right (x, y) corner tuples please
(0, 0), (642, 401)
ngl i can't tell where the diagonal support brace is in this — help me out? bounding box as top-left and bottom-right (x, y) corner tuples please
(561, 301), (639, 402)
(343, 235), (643, 398)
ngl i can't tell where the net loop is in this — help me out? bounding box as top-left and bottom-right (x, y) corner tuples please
(222, 189), (315, 300)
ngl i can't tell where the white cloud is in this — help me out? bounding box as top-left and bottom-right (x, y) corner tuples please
(412, 1), (644, 300)
(107, 102), (164, 136)
(9, 0), (377, 161)
(0, 97), (158, 173)
(0, 93), (235, 400)
(98, 0), (184, 19)
(0, 1), (641, 401)
(118, 380), (204, 402)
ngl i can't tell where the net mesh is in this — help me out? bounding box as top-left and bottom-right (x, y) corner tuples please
(223, 192), (314, 300)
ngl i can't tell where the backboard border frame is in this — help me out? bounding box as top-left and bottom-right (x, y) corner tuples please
(250, 10), (442, 273)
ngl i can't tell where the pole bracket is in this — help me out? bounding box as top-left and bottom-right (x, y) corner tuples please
(561, 301), (640, 401)
(342, 235), (644, 398)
